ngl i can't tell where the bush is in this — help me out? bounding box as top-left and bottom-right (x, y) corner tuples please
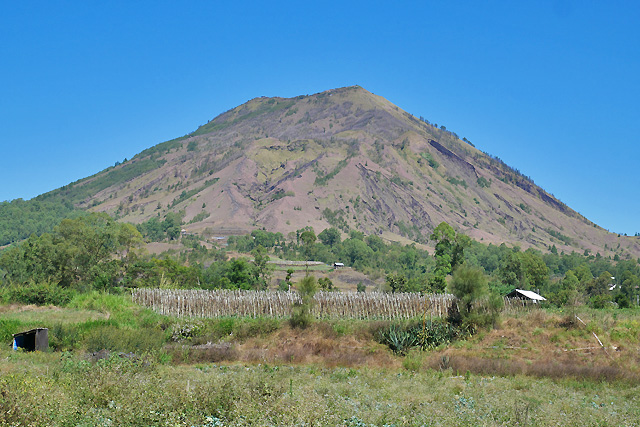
(615, 294), (631, 309)
(290, 276), (317, 329)
(171, 320), (205, 341)
(418, 319), (468, 349)
(376, 324), (419, 355)
(0, 318), (24, 345)
(589, 294), (613, 309)
(0, 281), (76, 306)
(448, 266), (501, 330)
(233, 317), (281, 339)
(49, 323), (83, 351)
(375, 320), (467, 355)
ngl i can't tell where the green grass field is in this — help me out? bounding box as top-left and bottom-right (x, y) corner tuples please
(1, 295), (640, 426)
(1, 350), (639, 426)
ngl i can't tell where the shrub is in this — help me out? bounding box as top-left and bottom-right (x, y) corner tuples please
(418, 319), (467, 349)
(589, 294), (613, 309)
(476, 177), (491, 188)
(232, 317), (281, 340)
(290, 276), (317, 329)
(0, 281), (75, 306)
(171, 320), (205, 341)
(448, 266), (498, 330)
(615, 294), (631, 309)
(49, 323), (82, 351)
(376, 320), (467, 354)
(0, 318), (24, 345)
(376, 324), (419, 355)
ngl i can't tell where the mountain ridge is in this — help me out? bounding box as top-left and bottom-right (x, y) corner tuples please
(32, 86), (640, 258)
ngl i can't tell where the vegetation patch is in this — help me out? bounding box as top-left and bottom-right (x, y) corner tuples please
(0, 198), (85, 246)
(171, 178), (219, 207)
(546, 228), (572, 245)
(315, 158), (349, 186)
(44, 157), (166, 204)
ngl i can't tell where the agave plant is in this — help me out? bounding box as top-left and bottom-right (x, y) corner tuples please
(378, 324), (419, 355)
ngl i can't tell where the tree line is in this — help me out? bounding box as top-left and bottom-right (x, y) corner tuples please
(1, 213), (638, 310)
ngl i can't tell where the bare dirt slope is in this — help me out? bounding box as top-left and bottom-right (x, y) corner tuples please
(44, 86), (640, 258)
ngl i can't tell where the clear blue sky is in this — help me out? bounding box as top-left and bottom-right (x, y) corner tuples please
(1, 1), (639, 234)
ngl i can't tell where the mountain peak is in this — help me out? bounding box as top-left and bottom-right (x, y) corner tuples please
(39, 87), (640, 258)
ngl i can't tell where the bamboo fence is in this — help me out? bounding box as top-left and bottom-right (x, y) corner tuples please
(132, 289), (537, 320)
(132, 289), (455, 320)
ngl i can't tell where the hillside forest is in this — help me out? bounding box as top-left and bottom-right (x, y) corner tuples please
(1, 212), (637, 311)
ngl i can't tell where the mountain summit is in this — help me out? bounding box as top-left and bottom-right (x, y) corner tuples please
(42, 86), (640, 257)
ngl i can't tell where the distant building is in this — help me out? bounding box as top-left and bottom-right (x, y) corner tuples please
(333, 262), (345, 268)
(506, 289), (546, 303)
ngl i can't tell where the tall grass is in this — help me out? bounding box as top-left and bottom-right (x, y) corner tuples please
(0, 351), (639, 426)
(0, 292), (170, 351)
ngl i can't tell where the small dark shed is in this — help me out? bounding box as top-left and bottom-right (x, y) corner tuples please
(12, 328), (48, 352)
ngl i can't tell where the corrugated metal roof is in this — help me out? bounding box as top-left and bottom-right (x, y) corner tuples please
(514, 289), (546, 301)
(12, 328), (48, 337)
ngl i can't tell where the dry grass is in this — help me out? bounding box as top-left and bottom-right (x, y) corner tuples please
(425, 308), (640, 383)
(161, 307), (640, 384)
(171, 322), (399, 369)
(429, 354), (634, 382)
(2, 349), (640, 426)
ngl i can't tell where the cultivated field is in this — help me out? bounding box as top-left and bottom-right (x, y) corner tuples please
(132, 288), (534, 320)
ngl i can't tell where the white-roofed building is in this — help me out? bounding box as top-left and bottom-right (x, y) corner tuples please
(506, 289), (546, 303)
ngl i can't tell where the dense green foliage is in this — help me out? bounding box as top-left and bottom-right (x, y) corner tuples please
(430, 222), (471, 292)
(375, 319), (467, 354)
(448, 266), (503, 330)
(0, 213), (143, 292)
(38, 157), (166, 204)
(226, 225), (640, 308)
(0, 198), (84, 245)
(136, 211), (185, 241)
(290, 275), (317, 328)
(1, 208), (639, 311)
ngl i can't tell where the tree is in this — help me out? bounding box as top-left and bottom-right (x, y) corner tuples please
(284, 268), (294, 289)
(429, 222), (470, 292)
(340, 238), (374, 266)
(0, 213), (144, 291)
(386, 273), (408, 293)
(251, 245), (272, 290)
(318, 227), (341, 247)
(499, 250), (549, 292)
(365, 234), (385, 252)
(251, 230), (282, 249)
(318, 277), (334, 291)
(290, 275), (317, 328)
(520, 250), (550, 291)
(448, 265), (501, 330)
(225, 259), (255, 290)
(299, 229), (316, 258)
(499, 251), (525, 289)
(585, 271), (614, 297)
